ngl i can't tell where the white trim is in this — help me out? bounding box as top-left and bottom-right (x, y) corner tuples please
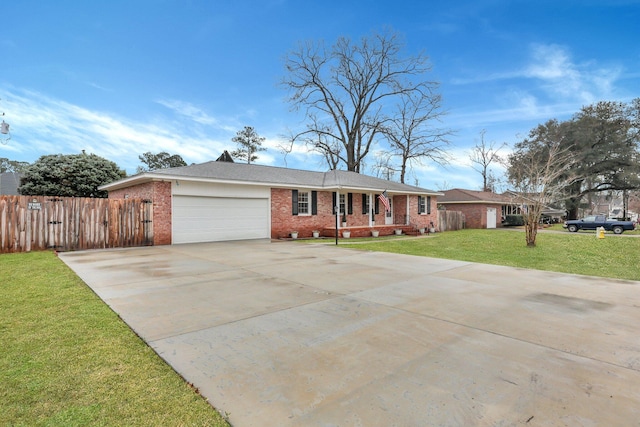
(296, 190), (312, 216)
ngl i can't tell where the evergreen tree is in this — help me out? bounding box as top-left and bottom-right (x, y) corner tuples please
(137, 151), (187, 172)
(231, 126), (266, 164)
(19, 153), (125, 198)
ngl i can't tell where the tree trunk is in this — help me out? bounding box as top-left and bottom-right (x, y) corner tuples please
(400, 159), (407, 184)
(525, 222), (537, 247)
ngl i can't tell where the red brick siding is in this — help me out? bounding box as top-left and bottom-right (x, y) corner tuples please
(271, 189), (335, 239)
(271, 189), (439, 238)
(406, 195), (438, 230)
(444, 203), (502, 229)
(109, 183), (441, 243)
(108, 181), (172, 245)
(394, 195), (408, 223)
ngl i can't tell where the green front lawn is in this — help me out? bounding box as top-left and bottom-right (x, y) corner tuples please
(1, 251), (230, 427)
(339, 229), (640, 281)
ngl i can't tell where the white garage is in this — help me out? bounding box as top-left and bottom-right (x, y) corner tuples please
(171, 180), (271, 244)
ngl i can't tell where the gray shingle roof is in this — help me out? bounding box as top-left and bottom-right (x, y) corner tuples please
(0, 172), (22, 195)
(103, 161), (441, 195)
(439, 188), (512, 204)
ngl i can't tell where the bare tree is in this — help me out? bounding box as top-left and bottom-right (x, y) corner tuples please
(380, 92), (451, 183)
(231, 126), (266, 164)
(506, 134), (575, 246)
(436, 181), (454, 191)
(469, 129), (506, 192)
(282, 29), (436, 172)
(370, 151), (397, 180)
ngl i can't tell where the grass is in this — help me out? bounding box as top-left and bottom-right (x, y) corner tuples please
(337, 228), (640, 281)
(0, 251), (230, 427)
(3, 230), (637, 425)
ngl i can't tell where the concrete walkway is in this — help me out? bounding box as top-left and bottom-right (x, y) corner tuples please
(59, 240), (640, 426)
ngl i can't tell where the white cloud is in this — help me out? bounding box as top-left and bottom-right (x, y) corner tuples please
(0, 87), (228, 173)
(524, 44), (577, 80)
(453, 43), (623, 107)
(86, 82), (113, 92)
(156, 98), (233, 129)
(521, 43), (624, 109)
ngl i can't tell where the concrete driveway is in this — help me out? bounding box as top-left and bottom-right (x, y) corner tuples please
(59, 240), (640, 426)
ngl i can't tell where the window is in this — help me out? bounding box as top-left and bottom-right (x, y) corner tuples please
(418, 196), (432, 214)
(298, 191), (310, 215)
(332, 192), (352, 215)
(292, 190), (317, 216)
(502, 205), (522, 217)
(362, 193), (370, 214)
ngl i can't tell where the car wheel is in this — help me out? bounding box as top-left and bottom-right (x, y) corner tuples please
(612, 226), (624, 234)
(567, 225), (578, 232)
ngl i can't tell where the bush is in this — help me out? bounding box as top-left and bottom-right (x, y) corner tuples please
(503, 214), (524, 226)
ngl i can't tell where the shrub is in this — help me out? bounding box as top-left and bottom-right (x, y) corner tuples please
(503, 214), (524, 226)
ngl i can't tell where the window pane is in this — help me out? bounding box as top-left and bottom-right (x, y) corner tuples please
(298, 191), (309, 214)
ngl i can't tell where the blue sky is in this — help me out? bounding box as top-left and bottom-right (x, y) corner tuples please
(1, 0), (638, 190)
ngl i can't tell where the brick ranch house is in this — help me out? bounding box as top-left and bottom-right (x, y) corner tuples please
(438, 188), (565, 229)
(438, 188), (515, 229)
(100, 161), (443, 245)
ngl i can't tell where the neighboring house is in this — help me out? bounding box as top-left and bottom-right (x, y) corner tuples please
(440, 188), (566, 229)
(439, 189), (511, 229)
(0, 172), (22, 195)
(100, 161), (442, 245)
(501, 189), (565, 223)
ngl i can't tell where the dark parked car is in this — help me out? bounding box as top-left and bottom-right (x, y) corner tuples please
(563, 215), (636, 234)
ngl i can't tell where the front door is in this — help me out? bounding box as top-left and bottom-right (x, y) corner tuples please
(487, 207), (497, 229)
(385, 197), (393, 225)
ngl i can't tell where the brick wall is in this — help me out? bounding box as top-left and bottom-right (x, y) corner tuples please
(108, 181), (172, 245)
(271, 189), (439, 238)
(271, 189), (335, 239)
(446, 203), (502, 229)
(108, 183), (442, 243)
(406, 195), (438, 230)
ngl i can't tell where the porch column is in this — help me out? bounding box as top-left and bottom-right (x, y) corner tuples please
(336, 190), (341, 229)
(406, 196), (410, 225)
(369, 193), (374, 226)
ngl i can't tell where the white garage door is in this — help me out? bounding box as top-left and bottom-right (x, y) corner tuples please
(173, 196), (269, 244)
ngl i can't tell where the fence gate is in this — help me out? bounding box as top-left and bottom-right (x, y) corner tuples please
(438, 210), (465, 231)
(0, 195), (153, 253)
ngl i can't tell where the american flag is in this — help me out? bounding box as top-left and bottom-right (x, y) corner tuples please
(378, 190), (391, 212)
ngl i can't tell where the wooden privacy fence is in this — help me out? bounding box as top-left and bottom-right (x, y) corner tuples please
(0, 195), (153, 253)
(438, 210), (465, 231)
